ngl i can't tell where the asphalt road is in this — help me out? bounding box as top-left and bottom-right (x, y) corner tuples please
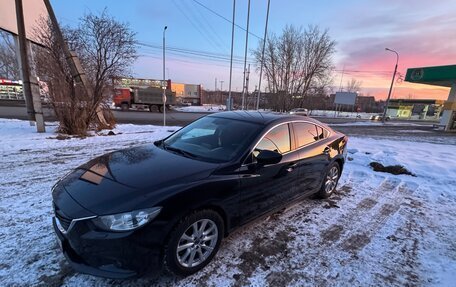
(0, 105), (366, 126)
(0, 105), (209, 126)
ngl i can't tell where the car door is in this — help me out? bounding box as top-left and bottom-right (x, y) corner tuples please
(238, 123), (300, 223)
(292, 122), (331, 195)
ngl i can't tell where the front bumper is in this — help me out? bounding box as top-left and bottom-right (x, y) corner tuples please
(52, 217), (162, 279)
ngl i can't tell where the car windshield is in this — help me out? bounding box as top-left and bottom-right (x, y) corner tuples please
(162, 116), (262, 163)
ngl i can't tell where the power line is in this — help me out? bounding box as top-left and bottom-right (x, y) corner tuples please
(171, 0), (225, 53)
(191, 0), (263, 40)
(181, 0), (228, 52)
(139, 48), (251, 66)
(334, 69), (393, 74)
(139, 53), (246, 70)
(136, 42), (255, 63)
(138, 46), (249, 64)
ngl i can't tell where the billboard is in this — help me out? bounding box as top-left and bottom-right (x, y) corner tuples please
(113, 78), (170, 89)
(334, 92), (357, 106)
(0, 0), (48, 42)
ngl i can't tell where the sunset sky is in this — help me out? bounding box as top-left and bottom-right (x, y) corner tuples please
(49, 0), (456, 100)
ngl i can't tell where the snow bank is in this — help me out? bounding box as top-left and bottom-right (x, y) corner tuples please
(173, 104), (225, 113)
(310, 110), (377, 119)
(330, 121), (432, 127)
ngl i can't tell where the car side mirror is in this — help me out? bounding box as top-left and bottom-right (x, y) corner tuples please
(256, 150), (282, 165)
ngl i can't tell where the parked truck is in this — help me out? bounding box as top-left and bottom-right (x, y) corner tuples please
(113, 78), (176, 112)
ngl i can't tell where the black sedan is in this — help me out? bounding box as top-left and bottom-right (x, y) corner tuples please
(52, 111), (348, 278)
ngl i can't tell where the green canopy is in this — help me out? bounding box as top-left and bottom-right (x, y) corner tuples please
(405, 65), (456, 87)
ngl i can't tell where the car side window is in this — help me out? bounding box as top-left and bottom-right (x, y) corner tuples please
(294, 122), (318, 147)
(253, 124), (291, 156)
(316, 126), (324, 140)
(316, 125), (330, 139)
(322, 128), (330, 138)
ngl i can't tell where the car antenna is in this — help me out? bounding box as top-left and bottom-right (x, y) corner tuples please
(242, 110), (254, 118)
(258, 110), (265, 121)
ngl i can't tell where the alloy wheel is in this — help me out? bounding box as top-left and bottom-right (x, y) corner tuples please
(176, 219), (218, 268)
(324, 165), (339, 194)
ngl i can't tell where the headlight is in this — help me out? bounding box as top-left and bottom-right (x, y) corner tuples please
(93, 207), (162, 232)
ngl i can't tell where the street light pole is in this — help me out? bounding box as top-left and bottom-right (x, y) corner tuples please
(256, 0), (271, 110)
(241, 0), (251, 110)
(382, 48), (399, 124)
(163, 26), (167, 126)
(228, 0), (236, 111)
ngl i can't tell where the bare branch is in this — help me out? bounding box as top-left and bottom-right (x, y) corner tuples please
(254, 25), (336, 111)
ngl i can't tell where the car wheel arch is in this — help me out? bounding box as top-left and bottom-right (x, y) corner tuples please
(160, 204), (229, 254)
(334, 158), (344, 173)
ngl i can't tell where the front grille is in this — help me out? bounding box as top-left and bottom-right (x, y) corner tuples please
(53, 202), (72, 231)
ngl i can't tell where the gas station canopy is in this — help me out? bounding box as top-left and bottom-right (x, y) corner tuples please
(405, 65), (456, 87)
(405, 64), (456, 131)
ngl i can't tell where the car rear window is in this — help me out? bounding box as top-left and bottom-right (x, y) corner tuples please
(293, 122), (317, 147)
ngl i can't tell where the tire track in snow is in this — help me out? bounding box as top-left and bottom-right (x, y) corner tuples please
(317, 172), (421, 254)
(338, 181), (415, 253)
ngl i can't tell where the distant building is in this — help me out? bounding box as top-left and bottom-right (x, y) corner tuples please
(171, 83), (202, 105)
(356, 96), (376, 112)
(328, 94), (383, 113)
(201, 90), (243, 107)
(0, 79), (23, 100)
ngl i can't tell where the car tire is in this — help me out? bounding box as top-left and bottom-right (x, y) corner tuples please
(120, 103), (129, 111)
(163, 210), (224, 276)
(316, 162), (341, 199)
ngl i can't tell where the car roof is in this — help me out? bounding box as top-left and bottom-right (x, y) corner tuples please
(208, 111), (327, 127)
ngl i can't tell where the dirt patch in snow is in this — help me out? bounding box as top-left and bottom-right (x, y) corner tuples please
(37, 260), (74, 287)
(233, 226), (296, 286)
(369, 162), (415, 176)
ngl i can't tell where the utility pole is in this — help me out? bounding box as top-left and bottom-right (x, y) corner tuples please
(382, 48), (399, 124)
(338, 65), (345, 92)
(163, 26), (168, 126)
(15, 0), (45, 132)
(220, 80), (224, 91)
(227, 0), (236, 111)
(241, 0), (251, 110)
(244, 64), (250, 109)
(256, 0), (271, 110)
(215, 77), (217, 91)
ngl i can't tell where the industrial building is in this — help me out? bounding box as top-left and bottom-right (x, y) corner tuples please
(171, 83), (202, 105)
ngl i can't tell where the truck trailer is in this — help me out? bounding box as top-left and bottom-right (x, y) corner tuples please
(113, 78), (176, 112)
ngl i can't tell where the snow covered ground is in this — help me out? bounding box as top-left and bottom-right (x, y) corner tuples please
(0, 119), (455, 286)
(310, 110), (377, 119)
(172, 106), (372, 119)
(173, 104), (226, 113)
(329, 121), (432, 127)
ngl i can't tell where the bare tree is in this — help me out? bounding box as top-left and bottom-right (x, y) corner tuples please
(33, 10), (137, 135)
(254, 25), (336, 111)
(0, 30), (20, 79)
(34, 18), (90, 135)
(70, 10), (137, 128)
(345, 78), (362, 93)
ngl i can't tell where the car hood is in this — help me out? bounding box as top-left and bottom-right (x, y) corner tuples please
(59, 144), (220, 215)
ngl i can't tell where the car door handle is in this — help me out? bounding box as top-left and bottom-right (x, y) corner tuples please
(323, 147), (331, 154)
(286, 163), (297, 172)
